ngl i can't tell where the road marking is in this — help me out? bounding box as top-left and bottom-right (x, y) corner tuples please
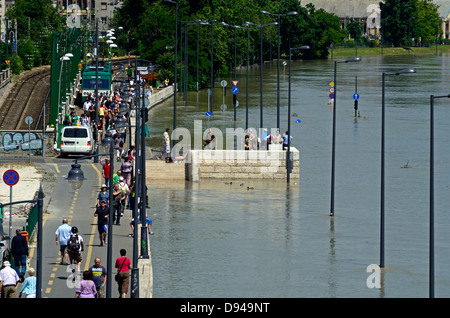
(83, 163), (102, 272)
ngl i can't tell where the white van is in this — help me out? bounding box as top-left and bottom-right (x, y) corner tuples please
(60, 126), (95, 157)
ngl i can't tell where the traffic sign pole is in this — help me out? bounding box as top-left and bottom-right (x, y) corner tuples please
(3, 169), (19, 241)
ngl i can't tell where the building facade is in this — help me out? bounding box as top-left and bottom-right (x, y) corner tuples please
(303, 0), (450, 40)
(0, 0), (15, 40)
(54, 0), (122, 31)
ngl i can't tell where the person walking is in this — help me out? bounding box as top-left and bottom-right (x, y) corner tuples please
(114, 134), (124, 162)
(96, 184), (109, 208)
(11, 229), (28, 280)
(89, 257), (107, 298)
(94, 201), (109, 246)
(113, 182), (125, 225)
(75, 270), (97, 298)
(19, 267), (36, 298)
(163, 128), (171, 161)
(0, 261), (20, 298)
(67, 227), (84, 272)
(118, 176), (130, 218)
(120, 157), (132, 186)
(55, 218), (72, 265)
(101, 158), (111, 186)
(115, 249), (131, 298)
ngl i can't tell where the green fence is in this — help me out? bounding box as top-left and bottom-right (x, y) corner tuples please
(49, 28), (83, 128)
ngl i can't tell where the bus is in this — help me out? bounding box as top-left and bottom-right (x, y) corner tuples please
(81, 59), (112, 100)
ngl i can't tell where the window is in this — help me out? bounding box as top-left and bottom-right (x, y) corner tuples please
(63, 128), (88, 138)
(83, 78), (110, 90)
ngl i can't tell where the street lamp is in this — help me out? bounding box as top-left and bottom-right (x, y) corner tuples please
(329, 56), (361, 216)
(242, 21), (256, 130)
(58, 53), (72, 121)
(181, 20), (203, 105)
(287, 45), (310, 184)
(66, 135), (115, 298)
(429, 93), (450, 298)
(164, 0), (178, 146)
(261, 10), (298, 130)
(206, 20), (229, 115)
(379, 68), (416, 268)
(256, 22), (278, 130)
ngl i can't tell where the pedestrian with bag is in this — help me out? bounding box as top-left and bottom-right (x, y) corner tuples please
(115, 248), (131, 298)
(75, 270), (97, 298)
(67, 226), (84, 272)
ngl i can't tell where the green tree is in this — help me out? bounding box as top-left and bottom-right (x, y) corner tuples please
(380, 0), (417, 47)
(415, 0), (441, 45)
(113, 0), (344, 89)
(6, 0), (65, 67)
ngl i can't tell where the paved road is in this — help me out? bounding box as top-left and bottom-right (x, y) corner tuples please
(30, 157), (145, 298)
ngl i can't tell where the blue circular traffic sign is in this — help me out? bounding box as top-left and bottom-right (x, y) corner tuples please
(232, 87), (239, 94)
(353, 93), (359, 100)
(3, 169), (19, 186)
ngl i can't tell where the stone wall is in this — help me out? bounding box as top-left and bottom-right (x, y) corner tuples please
(186, 148), (299, 181)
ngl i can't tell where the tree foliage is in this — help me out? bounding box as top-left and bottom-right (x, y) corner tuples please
(380, 0), (440, 47)
(6, 0), (65, 70)
(113, 0), (345, 89)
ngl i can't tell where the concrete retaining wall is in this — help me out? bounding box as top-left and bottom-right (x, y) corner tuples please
(186, 148), (299, 181)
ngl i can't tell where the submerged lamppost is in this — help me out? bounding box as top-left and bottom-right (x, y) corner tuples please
(260, 10), (298, 130)
(287, 44), (310, 184)
(329, 57), (361, 216)
(379, 68), (416, 269)
(428, 94), (449, 298)
(164, 0), (178, 146)
(256, 22), (278, 130)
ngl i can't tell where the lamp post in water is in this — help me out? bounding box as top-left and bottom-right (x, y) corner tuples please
(260, 10), (298, 130)
(287, 44), (310, 184)
(329, 57), (361, 216)
(379, 68), (416, 268)
(428, 93), (449, 298)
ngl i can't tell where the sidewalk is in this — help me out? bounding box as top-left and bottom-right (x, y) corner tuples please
(0, 160), (153, 298)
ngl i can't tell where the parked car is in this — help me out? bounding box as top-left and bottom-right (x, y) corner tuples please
(60, 126), (95, 157)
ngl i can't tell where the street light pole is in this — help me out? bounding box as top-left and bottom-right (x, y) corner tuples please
(260, 10), (298, 130)
(379, 68), (416, 268)
(164, 0), (178, 147)
(242, 21), (255, 130)
(428, 94), (450, 298)
(287, 44), (310, 184)
(256, 22), (277, 130)
(206, 20), (229, 116)
(330, 57), (361, 216)
(140, 79), (149, 259)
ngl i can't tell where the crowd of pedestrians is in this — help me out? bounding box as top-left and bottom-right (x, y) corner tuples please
(0, 78), (156, 298)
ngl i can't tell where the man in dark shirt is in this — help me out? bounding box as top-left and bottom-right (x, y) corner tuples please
(11, 229), (28, 280)
(88, 257), (107, 298)
(94, 201), (109, 246)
